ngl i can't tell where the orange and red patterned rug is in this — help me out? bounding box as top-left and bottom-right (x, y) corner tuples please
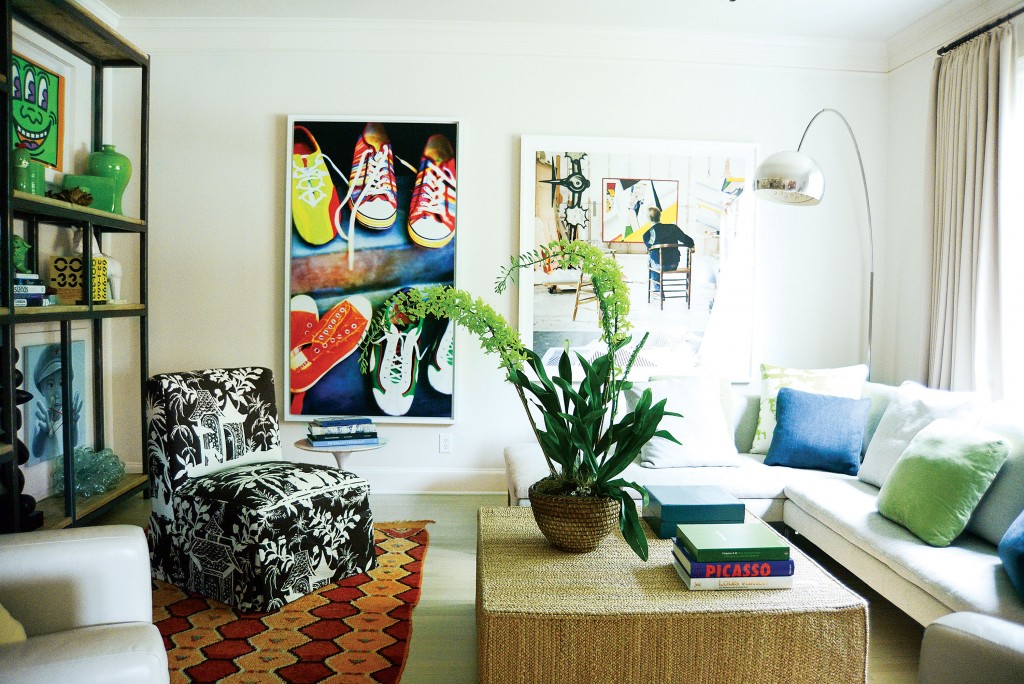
(154, 521), (432, 683)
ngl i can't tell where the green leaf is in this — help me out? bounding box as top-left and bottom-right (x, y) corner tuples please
(604, 485), (649, 561)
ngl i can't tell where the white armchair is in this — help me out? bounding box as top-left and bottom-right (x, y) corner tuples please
(0, 525), (168, 684)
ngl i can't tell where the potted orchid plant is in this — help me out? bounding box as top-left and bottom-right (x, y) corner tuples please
(360, 239), (677, 559)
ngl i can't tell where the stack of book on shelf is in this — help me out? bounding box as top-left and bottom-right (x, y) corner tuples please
(306, 417), (379, 447)
(671, 519), (795, 591)
(642, 484), (745, 538)
(12, 273), (56, 308)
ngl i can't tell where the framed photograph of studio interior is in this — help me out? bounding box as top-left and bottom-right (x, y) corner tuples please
(284, 116), (458, 423)
(519, 135), (757, 383)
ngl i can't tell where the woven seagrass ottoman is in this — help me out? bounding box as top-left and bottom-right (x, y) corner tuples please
(477, 507), (867, 684)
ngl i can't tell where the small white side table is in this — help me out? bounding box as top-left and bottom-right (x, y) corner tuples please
(294, 437), (387, 470)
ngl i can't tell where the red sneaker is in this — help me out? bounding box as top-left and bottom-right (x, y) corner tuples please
(348, 123), (398, 230)
(290, 294), (319, 355)
(408, 134), (456, 248)
(290, 295), (372, 393)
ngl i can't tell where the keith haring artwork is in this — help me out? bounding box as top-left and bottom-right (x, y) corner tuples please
(10, 53), (65, 171)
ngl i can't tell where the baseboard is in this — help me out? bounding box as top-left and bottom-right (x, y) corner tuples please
(355, 466), (507, 494)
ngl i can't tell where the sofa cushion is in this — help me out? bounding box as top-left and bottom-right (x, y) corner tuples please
(751, 363), (868, 454)
(624, 375), (742, 468)
(784, 478), (1024, 623)
(876, 419), (1008, 547)
(998, 509), (1024, 602)
(858, 381), (977, 488)
(970, 400), (1024, 545)
(765, 388), (870, 475)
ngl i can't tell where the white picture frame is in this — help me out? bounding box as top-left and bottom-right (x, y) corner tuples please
(283, 115), (459, 424)
(519, 134), (757, 383)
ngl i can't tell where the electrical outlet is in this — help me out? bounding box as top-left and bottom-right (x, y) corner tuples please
(439, 433), (453, 453)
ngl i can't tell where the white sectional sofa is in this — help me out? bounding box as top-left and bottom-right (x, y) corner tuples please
(503, 380), (1024, 629)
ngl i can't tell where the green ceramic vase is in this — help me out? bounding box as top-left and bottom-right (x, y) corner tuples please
(87, 144), (132, 214)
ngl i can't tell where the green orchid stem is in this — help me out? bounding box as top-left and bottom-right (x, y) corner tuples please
(358, 239), (673, 560)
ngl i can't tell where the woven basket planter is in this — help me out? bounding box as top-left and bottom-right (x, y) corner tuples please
(528, 481), (620, 553)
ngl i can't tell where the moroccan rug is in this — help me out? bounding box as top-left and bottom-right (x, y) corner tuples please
(153, 521), (432, 684)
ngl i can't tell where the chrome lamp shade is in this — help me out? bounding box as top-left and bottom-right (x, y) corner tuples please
(753, 150), (825, 205)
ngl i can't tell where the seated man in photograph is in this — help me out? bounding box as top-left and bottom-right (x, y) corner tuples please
(643, 207), (695, 291)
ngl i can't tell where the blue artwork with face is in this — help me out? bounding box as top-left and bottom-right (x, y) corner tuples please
(25, 341), (87, 464)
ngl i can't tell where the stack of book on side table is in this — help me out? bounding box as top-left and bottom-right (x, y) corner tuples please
(307, 416), (379, 448)
(671, 519), (795, 591)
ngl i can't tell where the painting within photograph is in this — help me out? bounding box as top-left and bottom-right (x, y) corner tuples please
(23, 340), (88, 464)
(602, 178), (680, 243)
(10, 52), (65, 171)
(285, 117), (457, 422)
(520, 135), (756, 382)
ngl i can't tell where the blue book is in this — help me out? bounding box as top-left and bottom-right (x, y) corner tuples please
(306, 436), (380, 448)
(642, 485), (745, 538)
(312, 416), (374, 428)
(673, 540), (794, 578)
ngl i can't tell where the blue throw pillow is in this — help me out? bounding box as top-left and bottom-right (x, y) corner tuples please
(998, 508), (1024, 601)
(764, 387), (871, 475)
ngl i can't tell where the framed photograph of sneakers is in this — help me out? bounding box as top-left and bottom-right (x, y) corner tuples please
(519, 135), (757, 383)
(285, 116), (458, 423)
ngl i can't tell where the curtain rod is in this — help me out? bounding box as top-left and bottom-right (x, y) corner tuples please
(937, 5), (1024, 55)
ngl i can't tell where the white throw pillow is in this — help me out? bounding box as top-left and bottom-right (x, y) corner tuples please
(751, 363), (868, 454)
(969, 400), (1024, 545)
(624, 375), (742, 468)
(857, 381), (977, 488)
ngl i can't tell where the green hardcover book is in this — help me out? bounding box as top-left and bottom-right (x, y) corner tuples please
(675, 520), (791, 562)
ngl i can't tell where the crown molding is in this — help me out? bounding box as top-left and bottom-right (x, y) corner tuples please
(886, 0), (1022, 72)
(112, 16), (889, 74)
(72, 0), (122, 31)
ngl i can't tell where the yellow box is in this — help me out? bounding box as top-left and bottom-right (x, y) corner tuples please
(48, 255), (107, 303)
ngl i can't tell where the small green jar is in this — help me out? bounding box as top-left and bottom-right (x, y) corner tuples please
(12, 144), (31, 192)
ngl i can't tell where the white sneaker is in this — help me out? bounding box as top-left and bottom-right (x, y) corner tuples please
(370, 319), (424, 416)
(427, 319), (454, 395)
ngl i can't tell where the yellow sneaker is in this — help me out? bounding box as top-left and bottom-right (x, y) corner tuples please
(291, 125), (339, 245)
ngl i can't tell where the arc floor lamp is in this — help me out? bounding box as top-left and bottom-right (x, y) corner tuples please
(753, 108), (876, 378)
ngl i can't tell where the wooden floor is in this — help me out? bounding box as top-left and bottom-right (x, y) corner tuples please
(98, 492), (922, 683)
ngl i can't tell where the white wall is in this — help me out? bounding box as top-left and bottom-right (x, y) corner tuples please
(112, 19), (890, 492)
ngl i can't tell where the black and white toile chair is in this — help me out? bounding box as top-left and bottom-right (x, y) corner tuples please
(146, 366), (375, 612)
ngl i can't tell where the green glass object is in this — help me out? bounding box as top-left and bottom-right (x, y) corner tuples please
(62, 174), (115, 212)
(27, 159), (46, 196)
(12, 144), (31, 192)
(52, 447), (125, 498)
(87, 144), (132, 214)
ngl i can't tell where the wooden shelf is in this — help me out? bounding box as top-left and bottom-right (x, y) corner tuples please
(9, 302), (145, 322)
(36, 472), (148, 530)
(11, 191), (145, 232)
(12, 0), (148, 66)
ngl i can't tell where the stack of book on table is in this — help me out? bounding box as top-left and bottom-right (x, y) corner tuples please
(306, 416), (379, 447)
(671, 519), (795, 590)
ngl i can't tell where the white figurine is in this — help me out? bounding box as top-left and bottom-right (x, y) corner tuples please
(73, 228), (124, 303)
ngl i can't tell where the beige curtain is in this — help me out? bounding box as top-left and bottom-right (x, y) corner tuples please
(927, 19), (1019, 397)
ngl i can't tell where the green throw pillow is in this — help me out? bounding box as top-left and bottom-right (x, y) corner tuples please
(877, 418), (1009, 547)
(0, 601), (26, 645)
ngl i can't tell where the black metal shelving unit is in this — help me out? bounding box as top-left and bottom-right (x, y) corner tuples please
(1, 0), (149, 532)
